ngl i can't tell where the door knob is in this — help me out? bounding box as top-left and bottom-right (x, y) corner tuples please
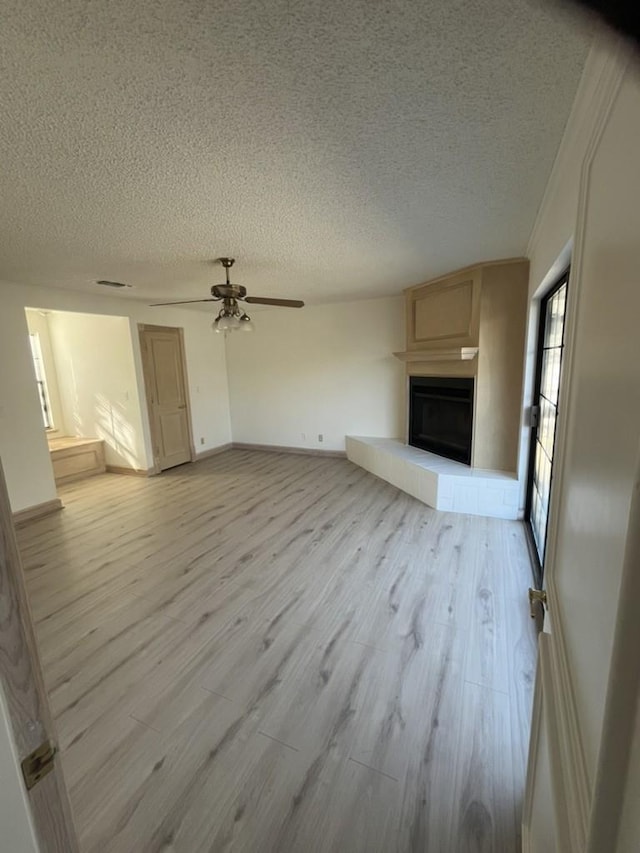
(528, 588), (548, 619)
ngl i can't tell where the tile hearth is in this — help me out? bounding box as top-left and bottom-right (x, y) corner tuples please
(346, 437), (521, 520)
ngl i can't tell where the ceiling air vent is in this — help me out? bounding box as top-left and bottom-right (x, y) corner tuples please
(96, 280), (132, 289)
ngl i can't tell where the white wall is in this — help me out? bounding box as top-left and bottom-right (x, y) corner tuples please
(225, 296), (405, 451)
(2, 286), (402, 510)
(0, 280), (232, 511)
(527, 39), (640, 773)
(181, 316), (234, 453)
(553, 58), (640, 778)
(46, 311), (147, 470)
(515, 35), (610, 499)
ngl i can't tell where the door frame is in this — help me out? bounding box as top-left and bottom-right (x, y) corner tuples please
(525, 268), (570, 588)
(138, 324), (195, 475)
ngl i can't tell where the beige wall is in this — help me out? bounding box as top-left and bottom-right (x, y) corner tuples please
(475, 261), (528, 473)
(0, 280), (232, 512)
(226, 296), (405, 452)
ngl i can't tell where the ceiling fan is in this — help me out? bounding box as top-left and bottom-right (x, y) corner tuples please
(150, 257), (304, 333)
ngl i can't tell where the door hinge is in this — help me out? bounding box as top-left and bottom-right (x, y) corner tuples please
(528, 587), (548, 619)
(21, 740), (57, 790)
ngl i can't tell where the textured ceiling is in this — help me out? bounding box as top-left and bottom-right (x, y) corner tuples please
(0, 0), (590, 304)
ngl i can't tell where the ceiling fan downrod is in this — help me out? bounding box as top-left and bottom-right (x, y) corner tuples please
(218, 257), (235, 287)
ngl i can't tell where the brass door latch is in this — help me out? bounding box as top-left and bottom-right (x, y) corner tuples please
(528, 588), (548, 619)
(21, 740), (57, 790)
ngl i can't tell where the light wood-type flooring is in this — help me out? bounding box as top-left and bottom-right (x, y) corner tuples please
(17, 450), (537, 852)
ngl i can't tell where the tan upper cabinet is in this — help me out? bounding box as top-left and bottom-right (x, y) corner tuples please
(407, 268), (482, 351)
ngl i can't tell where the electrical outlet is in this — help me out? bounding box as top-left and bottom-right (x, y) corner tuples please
(318, 433), (323, 443)
(301, 432), (306, 441)
(200, 437), (205, 445)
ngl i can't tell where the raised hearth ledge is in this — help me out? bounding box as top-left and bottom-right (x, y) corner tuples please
(346, 436), (521, 520)
(393, 347), (478, 362)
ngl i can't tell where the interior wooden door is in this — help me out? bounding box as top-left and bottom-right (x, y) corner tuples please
(523, 46), (640, 853)
(139, 325), (194, 472)
(0, 458), (79, 852)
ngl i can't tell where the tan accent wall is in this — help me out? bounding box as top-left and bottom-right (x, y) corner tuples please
(474, 262), (529, 471)
(400, 258), (528, 473)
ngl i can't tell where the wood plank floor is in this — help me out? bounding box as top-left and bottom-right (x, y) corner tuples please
(17, 450), (537, 852)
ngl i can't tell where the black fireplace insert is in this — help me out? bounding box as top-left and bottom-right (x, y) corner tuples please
(408, 376), (474, 464)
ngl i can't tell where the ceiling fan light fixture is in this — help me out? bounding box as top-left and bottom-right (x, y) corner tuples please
(238, 312), (254, 332)
(216, 313), (235, 332)
(213, 304), (253, 333)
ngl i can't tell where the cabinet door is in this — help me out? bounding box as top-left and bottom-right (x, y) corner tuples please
(406, 270), (481, 351)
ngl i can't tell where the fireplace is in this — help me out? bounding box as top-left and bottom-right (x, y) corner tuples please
(409, 376), (474, 465)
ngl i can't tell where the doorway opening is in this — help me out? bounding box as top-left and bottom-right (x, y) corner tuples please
(525, 270), (569, 586)
(24, 308), (148, 490)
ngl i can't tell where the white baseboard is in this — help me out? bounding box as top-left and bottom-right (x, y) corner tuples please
(195, 443), (233, 461)
(12, 498), (64, 527)
(105, 465), (151, 477)
(232, 442), (346, 458)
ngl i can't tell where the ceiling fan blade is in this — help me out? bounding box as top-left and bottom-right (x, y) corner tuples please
(244, 297), (305, 308)
(149, 298), (219, 306)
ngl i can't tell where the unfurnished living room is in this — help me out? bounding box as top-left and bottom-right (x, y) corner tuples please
(1, 2), (639, 852)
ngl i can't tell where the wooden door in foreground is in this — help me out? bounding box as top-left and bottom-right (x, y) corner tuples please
(523, 44), (640, 853)
(139, 325), (194, 472)
(0, 458), (79, 852)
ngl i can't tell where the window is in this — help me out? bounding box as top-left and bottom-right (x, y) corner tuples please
(29, 333), (54, 430)
(526, 271), (569, 583)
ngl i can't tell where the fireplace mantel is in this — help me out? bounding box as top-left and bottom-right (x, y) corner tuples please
(393, 347), (478, 363)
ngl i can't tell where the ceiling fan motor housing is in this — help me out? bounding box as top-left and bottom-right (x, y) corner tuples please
(211, 283), (247, 299)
